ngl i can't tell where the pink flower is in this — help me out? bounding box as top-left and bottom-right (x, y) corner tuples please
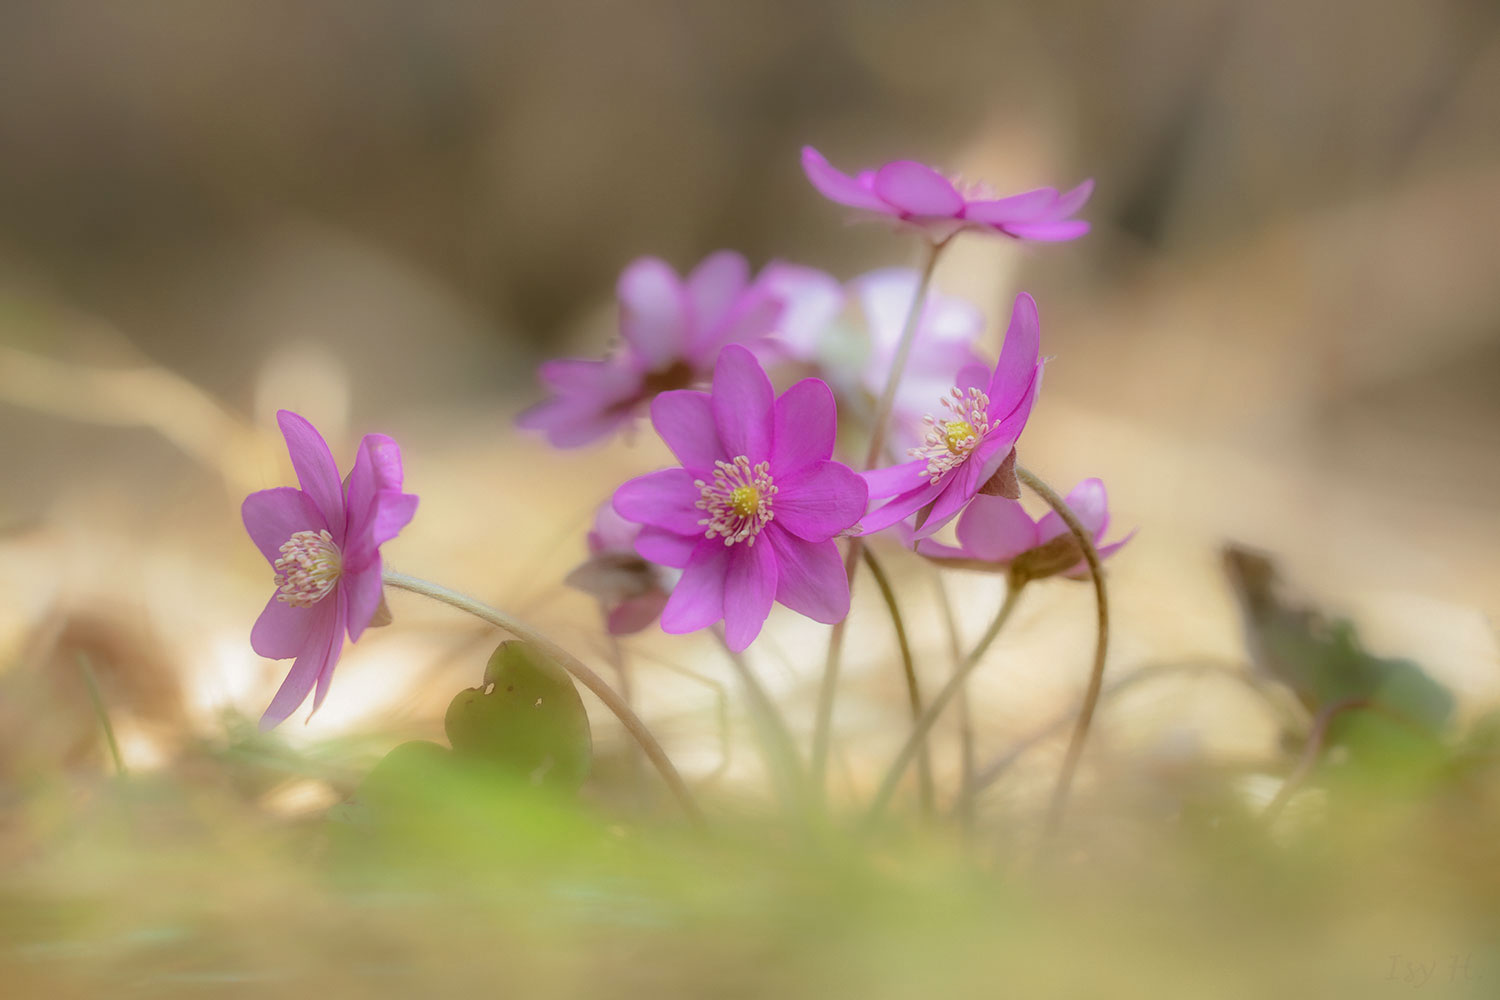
(802, 146), (1093, 244)
(241, 411), (418, 729)
(859, 293), (1044, 541)
(611, 345), (868, 651)
(518, 251), (786, 448)
(916, 479), (1134, 582)
(564, 502), (674, 635)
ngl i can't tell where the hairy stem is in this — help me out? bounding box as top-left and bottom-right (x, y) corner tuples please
(1014, 466), (1110, 839)
(863, 582), (1026, 829)
(862, 547), (934, 818)
(811, 236), (949, 797)
(711, 630), (809, 814)
(383, 571), (703, 827)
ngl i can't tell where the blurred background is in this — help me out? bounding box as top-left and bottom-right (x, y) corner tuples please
(3, 0), (1500, 993)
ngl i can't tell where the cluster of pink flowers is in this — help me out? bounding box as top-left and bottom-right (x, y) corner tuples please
(243, 146), (1129, 726)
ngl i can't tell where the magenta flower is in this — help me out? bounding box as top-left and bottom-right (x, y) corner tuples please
(916, 479), (1134, 582)
(802, 146), (1092, 244)
(860, 293), (1044, 541)
(611, 345), (867, 651)
(518, 251), (785, 447)
(241, 411), (418, 729)
(564, 502), (674, 636)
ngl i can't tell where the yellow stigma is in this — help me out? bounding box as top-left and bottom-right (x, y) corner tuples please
(943, 420), (977, 453)
(729, 485), (761, 518)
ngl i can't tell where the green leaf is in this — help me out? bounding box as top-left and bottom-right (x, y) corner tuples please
(443, 641), (592, 792)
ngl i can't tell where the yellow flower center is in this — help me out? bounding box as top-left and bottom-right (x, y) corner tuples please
(729, 485), (761, 519)
(943, 420), (977, 454)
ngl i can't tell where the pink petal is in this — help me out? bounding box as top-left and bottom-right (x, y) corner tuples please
(914, 538), (969, 560)
(1043, 179), (1094, 220)
(758, 262), (844, 361)
(650, 390), (723, 475)
(607, 592), (670, 635)
(859, 477), (946, 535)
(864, 458), (929, 500)
(767, 529), (849, 624)
(310, 588), (350, 716)
(773, 460), (867, 542)
(1000, 219), (1091, 242)
(258, 595), (340, 730)
(690, 284), (783, 368)
(990, 363), (1041, 445)
(770, 378), (836, 476)
(614, 468), (703, 535)
(722, 539), (777, 651)
(250, 593), (319, 659)
(801, 146), (889, 212)
(276, 411), (347, 541)
(710, 344), (774, 462)
(1037, 478), (1111, 544)
(872, 161), (964, 217)
(989, 294), (1041, 408)
(635, 526), (698, 568)
(955, 361), (991, 397)
(519, 399), (635, 448)
(342, 433), (417, 571)
(955, 495), (1040, 562)
(342, 561), (386, 642)
(686, 251), (750, 332)
(660, 542), (728, 635)
(242, 487), (326, 564)
(589, 501), (642, 554)
(618, 257), (690, 370)
(963, 187), (1058, 225)
(911, 457), (985, 540)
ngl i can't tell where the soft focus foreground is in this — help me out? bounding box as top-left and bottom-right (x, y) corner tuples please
(3, 1), (1500, 996)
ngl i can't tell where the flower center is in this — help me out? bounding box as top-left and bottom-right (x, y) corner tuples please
(273, 529), (343, 606)
(696, 456), (777, 546)
(910, 387), (998, 483)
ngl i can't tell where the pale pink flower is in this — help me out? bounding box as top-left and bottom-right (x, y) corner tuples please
(241, 411), (418, 729)
(565, 502), (674, 635)
(802, 146), (1092, 244)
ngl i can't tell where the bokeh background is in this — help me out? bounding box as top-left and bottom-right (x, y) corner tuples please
(3, 1), (1500, 994)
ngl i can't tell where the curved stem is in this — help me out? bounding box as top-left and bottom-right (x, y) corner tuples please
(1261, 697), (1372, 824)
(811, 237), (950, 797)
(862, 582), (1026, 829)
(862, 547), (934, 818)
(382, 571), (703, 827)
(1014, 466), (1110, 840)
(932, 570), (977, 833)
(710, 629), (808, 813)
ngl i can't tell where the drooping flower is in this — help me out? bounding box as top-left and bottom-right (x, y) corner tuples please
(915, 479), (1134, 583)
(859, 293), (1044, 541)
(518, 251), (786, 448)
(564, 502), (674, 635)
(611, 345), (868, 651)
(802, 146), (1093, 244)
(242, 410), (418, 729)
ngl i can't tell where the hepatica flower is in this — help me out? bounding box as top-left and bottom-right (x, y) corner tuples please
(612, 345), (867, 651)
(242, 411), (418, 729)
(518, 251), (785, 447)
(802, 146), (1092, 243)
(564, 502), (674, 636)
(860, 293), (1044, 540)
(916, 479), (1134, 583)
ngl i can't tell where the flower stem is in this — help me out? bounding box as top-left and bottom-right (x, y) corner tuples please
(932, 570), (978, 834)
(603, 630), (647, 806)
(861, 547), (934, 819)
(862, 581), (1026, 830)
(1013, 465), (1110, 839)
(710, 629), (809, 814)
(810, 236), (949, 798)
(382, 570), (703, 827)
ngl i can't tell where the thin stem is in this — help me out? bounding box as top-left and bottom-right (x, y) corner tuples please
(77, 652), (126, 777)
(932, 569), (978, 833)
(603, 630), (647, 805)
(862, 547), (934, 818)
(811, 236), (949, 797)
(1015, 465), (1110, 840)
(382, 571), (703, 827)
(1261, 697), (1371, 824)
(710, 630), (808, 813)
(862, 582), (1026, 829)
